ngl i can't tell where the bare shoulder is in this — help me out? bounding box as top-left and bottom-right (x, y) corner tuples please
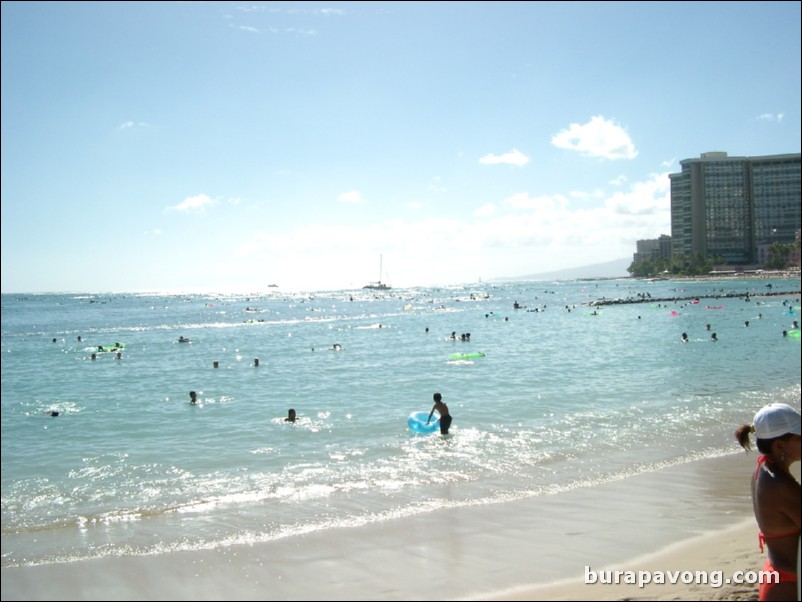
(777, 477), (801, 523)
(756, 470), (801, 528)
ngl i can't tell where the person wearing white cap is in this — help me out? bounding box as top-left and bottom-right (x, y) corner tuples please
(735, 403), (801, 601)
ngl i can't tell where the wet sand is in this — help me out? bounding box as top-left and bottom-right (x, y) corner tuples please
(3, 452), (788, 601)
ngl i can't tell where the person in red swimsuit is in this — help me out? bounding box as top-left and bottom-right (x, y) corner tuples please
(735, 403), (801, 601)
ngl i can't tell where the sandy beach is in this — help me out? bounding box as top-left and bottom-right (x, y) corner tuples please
(3, 451), (790, 601)
(484, 519), (762, 601)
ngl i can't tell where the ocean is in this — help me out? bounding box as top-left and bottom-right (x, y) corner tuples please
(2, 278), (800, 570)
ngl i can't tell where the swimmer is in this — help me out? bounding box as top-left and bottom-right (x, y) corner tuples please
(189, 391), (198, 404)
(285, 408), (296, 423)
(427, 392), (452, 435)
(681, 332), (688, 343)
(254, 358), (260, 367)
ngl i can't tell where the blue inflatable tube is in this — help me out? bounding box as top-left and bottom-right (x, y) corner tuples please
(408, 410), (439, 434)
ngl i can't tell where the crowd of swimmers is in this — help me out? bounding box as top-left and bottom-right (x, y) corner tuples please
(52, 293), (800, 425)
(680, 313), (797, 343)
(186, 396), (452, 435)
(189, 396), (298, 427)
(682, 331), (718, 343)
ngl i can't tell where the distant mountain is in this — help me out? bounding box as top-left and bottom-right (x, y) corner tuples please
(499, 257), (632, 282)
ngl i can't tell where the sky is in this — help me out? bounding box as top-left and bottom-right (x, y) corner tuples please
(2, 1), (800, 294)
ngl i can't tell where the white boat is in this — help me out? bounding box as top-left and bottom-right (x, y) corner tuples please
(363, 255), (391, 290)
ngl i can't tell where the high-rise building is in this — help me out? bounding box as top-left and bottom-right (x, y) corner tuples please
(634, 234), (672, 263)
(669, 152), (800, 265)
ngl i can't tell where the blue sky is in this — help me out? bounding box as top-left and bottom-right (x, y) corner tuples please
(2, 1), (800, 293)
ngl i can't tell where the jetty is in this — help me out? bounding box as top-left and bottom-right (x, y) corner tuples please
(584, 289), (801, 308)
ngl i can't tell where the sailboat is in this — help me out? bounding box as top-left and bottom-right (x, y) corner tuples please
(363, 254), (391, 290)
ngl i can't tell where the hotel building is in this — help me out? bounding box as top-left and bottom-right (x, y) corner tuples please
(668, 152), (800, 265)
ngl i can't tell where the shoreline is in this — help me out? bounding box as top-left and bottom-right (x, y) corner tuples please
(2, 451), (781, 601)
(631, 270), (801, 282)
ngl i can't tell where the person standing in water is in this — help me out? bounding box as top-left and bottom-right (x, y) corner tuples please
(427, 392), (452, 435)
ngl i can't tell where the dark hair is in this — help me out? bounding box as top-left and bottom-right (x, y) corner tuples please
(734, 424), (795, 454)
(734, 424), (754, 450)
(433, 392), (442, 402)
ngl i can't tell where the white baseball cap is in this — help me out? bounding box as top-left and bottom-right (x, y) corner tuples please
(753, 403), (801, 440)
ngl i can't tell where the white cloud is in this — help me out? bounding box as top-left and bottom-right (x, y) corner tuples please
(237, 6), (345, 15)
(474, 203), (496, 217)
(568, 189), (605, 202)
(117, 121), (150, 130)
(228, 21), (316, 36)
(286, 28), (317, 37)
(428, 176), (447, 193)
(220, 171), (669, 290)
(337, 191), (363, 204)
(756, 112), (784, 122)
(609, 175), (628, 186)
(479, 148), (530, 166)
(167, 194), (215, 214)
(503, 192), (569, 211)
(234, 232), (273, 258)
(551, 115), (637, 160)
(605, 172), (670, 216)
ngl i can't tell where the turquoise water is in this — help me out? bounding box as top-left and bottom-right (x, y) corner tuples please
(2, 279), (800, 567)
